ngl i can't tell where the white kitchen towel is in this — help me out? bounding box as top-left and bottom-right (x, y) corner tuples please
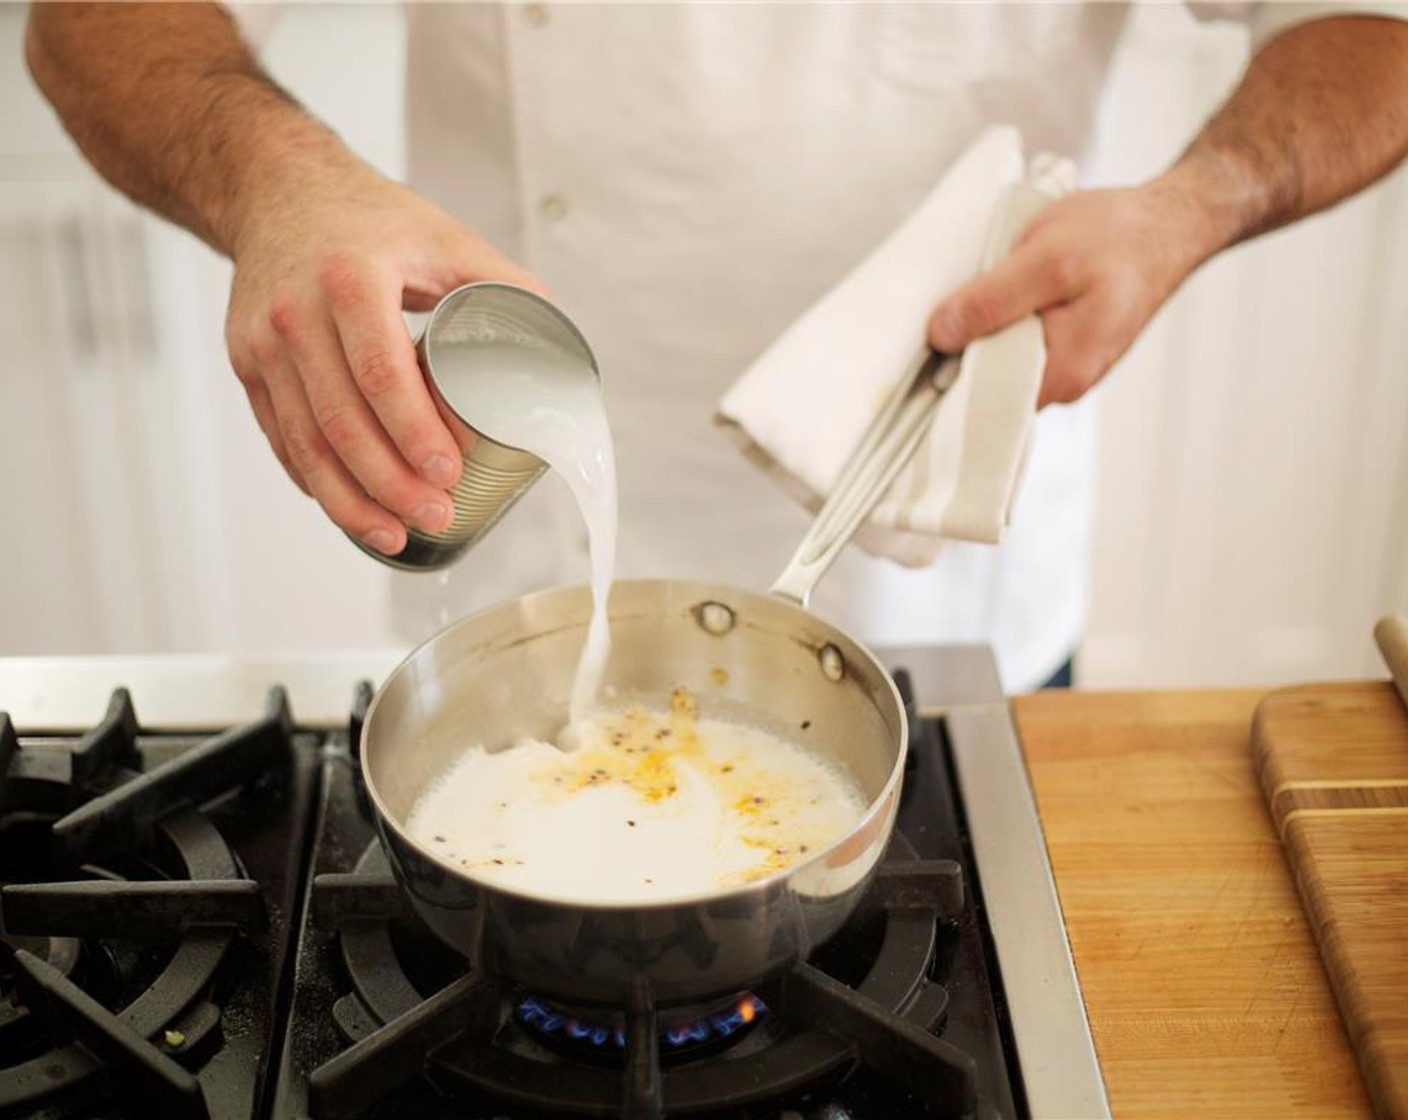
(715, 126), (1075, 568)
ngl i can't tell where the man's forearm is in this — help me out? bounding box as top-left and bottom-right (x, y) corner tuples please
(25, 2), (359, 257)
(1156, 15), (1408, 266)
(28, 1), (541, 555)
(927, 14), (1408, 406)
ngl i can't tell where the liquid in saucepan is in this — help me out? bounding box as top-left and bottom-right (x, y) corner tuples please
(405, 688), (866, 903)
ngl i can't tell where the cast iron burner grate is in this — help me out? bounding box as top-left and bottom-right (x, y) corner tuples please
(308, 842), (970, 1120)
(302, 673), (977, 1120)
(0, 689), (302, 1120)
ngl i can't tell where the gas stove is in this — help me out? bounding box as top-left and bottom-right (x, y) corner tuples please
(0, 649), (1107, 1119)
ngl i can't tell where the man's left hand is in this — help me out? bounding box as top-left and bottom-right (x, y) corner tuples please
(927, 183), (1215, 407)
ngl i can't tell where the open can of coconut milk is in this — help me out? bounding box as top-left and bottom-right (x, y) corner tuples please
(355, 282), (601, 572)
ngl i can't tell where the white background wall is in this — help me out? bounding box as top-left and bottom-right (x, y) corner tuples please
(2, 3), (1406, 690)
(1083, 9), (1408, 686)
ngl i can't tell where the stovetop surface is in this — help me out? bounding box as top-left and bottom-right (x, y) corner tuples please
(0, 673), (1030, 1120)
(274, 683), (1021, 1120)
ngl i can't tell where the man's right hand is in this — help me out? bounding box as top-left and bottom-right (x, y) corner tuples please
(25, 1), (543, 558)
(226, 165), (545, 556)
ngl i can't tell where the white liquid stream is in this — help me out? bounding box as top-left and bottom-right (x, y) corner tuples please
(435, 569), (451, 629)
(436, 340), (617, 729)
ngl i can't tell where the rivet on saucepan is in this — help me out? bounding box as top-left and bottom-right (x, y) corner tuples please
(695, 601), (736, 635)
(819, 643), (845, 682)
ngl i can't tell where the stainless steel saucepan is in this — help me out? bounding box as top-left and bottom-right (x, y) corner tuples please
(360, 348), (960, 1007)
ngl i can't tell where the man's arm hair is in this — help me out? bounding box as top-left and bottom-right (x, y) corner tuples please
(25, 2), (360, 257)
(1165, 14), (1408, 259)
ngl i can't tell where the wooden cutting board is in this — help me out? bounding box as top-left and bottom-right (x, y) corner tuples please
(1253, 681), (1408, 1120)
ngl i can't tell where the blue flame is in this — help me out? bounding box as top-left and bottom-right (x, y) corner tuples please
(516, 993), (766, 1052)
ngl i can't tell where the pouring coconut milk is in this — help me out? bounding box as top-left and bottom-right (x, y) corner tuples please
(394, 284), (620, 736)
(398, 284), (872, 904)
(429, 301), (617, 733)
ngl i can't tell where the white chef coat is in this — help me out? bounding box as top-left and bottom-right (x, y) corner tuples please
(233, 1), (1392, 691)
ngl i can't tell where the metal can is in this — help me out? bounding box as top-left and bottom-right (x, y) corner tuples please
(355, 282), (600, 572)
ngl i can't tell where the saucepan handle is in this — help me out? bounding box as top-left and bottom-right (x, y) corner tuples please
(767, 180), (1057, 610)
(1374, 615), (1408, 711)
(768, 349), (960, 607)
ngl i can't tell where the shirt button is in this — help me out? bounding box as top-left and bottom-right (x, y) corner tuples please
(538, 193), (569, 223)
(523, 3), (550, 28)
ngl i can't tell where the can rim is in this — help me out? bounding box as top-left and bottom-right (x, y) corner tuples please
(420, 281), (601, 454)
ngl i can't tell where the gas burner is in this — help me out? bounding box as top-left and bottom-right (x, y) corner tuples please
(0, 924), (82, 1067)
(516, 991), (767, 1058)
(305, 830), (973, 1119)
(0, 814), (84, 1000)
(0, 687), (319, 1120)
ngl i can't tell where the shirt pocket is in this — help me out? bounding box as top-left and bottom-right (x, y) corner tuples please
(871, 4), (1084, 94)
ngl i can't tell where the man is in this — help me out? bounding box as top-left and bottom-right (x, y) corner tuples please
(26, 3), (1408, 690)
